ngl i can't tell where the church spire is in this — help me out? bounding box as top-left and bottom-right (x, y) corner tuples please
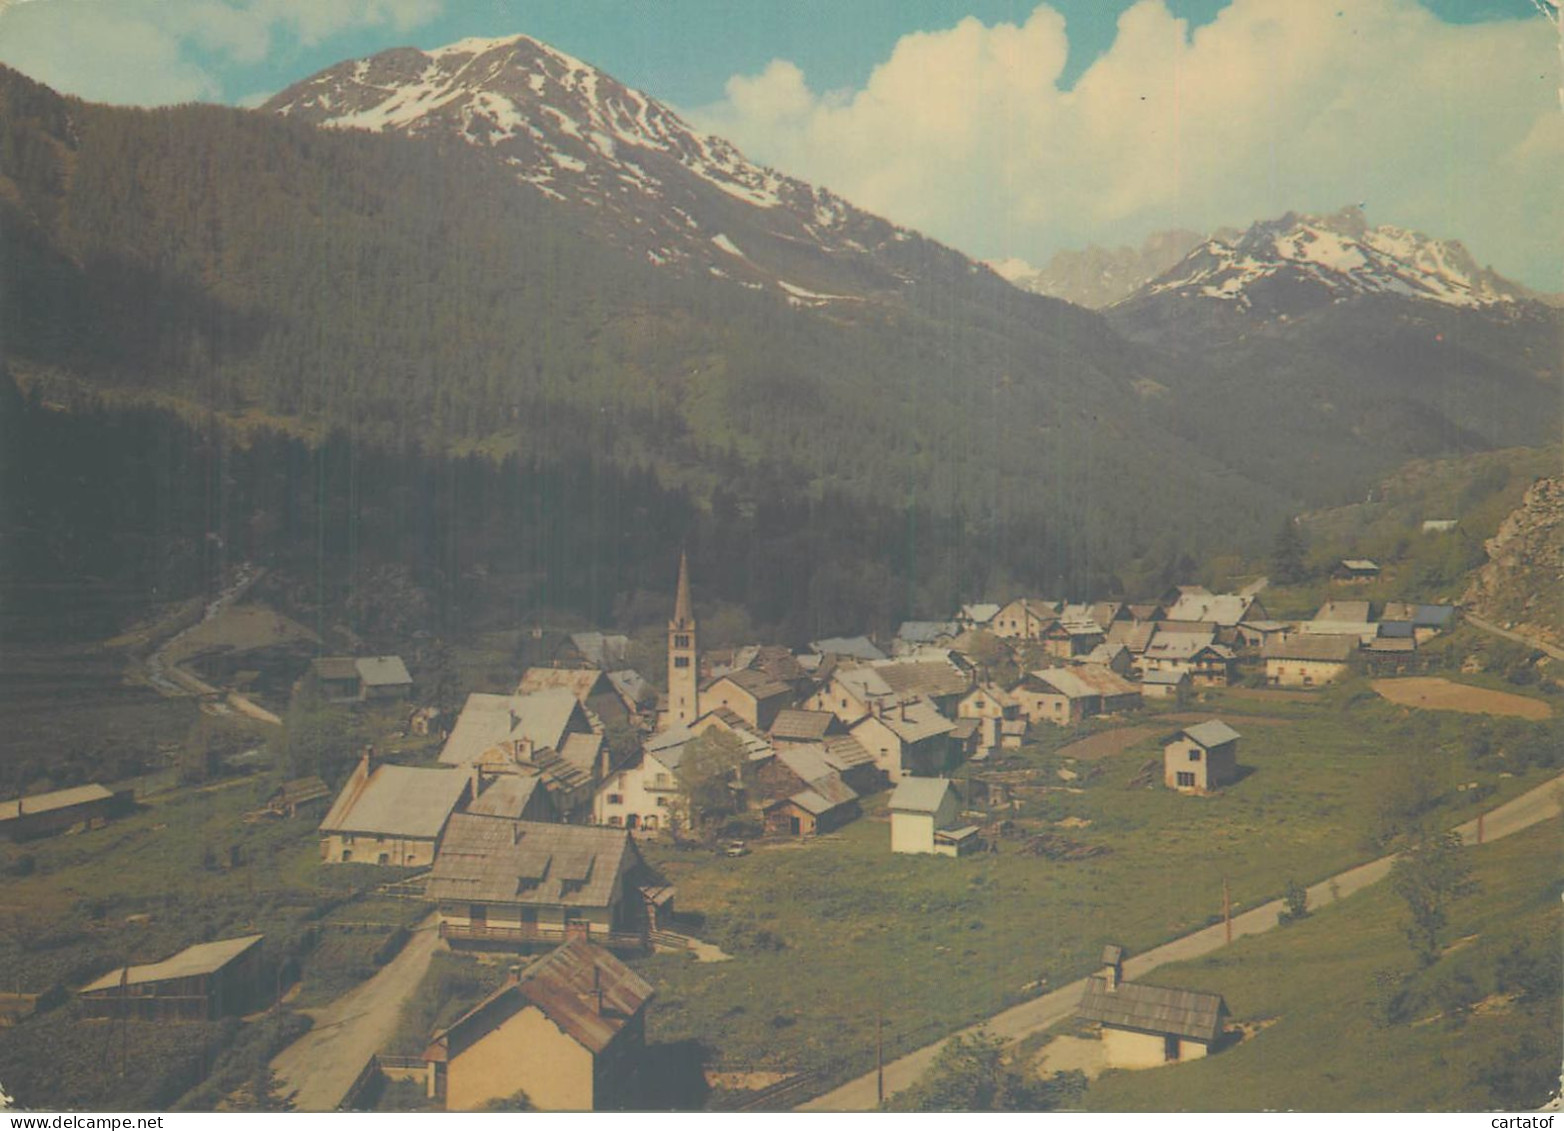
(667, 550), (699, 726)
(671, 549), (694, 630)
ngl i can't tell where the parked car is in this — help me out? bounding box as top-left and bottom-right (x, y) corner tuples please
(722, 840), (750, 858)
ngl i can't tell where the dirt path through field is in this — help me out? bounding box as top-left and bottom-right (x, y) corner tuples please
(1372, 677), (1551, 719)
(799, 768), (1564, 1110)
(270, 912), (442, 1111)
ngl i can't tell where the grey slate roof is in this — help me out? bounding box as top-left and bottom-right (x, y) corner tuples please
(320, 764), (469, 839)
(356, 655), (412, 687)
(1262, 635), (1356, 662)
(704, 667), (792, 701)
(569, 632), (630, 669)
(1077, 975), (1226, 1043)
(1314, 599), (1372, 623)
(868, 698), (956, 744)
(80, 934), (264, 994)
(897, 620), (958, 644)
(1179, 720), (1241, 749)
(873, 659), (972, 700)
(606, 669), (652, 709)
(1414, 604), (1455, 628)
(888, 776), (956, 814)
(819, 734), (877, 772)
(770, 708), (839, 741)
(467, 774), (544, 819)
(961, 603), (1001, 625)
(811, 636), (887, 662)
(428, 815), (638, 908)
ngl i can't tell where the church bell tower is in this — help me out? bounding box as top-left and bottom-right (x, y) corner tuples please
(668, 551), (699, 725)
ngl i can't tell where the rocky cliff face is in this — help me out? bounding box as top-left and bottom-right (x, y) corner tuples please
(1462, 476), (1564, 646)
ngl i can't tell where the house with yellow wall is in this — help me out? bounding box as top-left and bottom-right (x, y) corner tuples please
(423, 939), (653, 1110)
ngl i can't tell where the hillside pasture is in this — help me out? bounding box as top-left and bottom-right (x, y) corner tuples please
(633, 689), (1551, 1093)
(1372, 677), (1551, 719)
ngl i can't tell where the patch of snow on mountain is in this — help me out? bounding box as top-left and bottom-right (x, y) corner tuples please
(711, 234), (745, 259)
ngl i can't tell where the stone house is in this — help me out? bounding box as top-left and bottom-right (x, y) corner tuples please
(319, 752), (472, 865)
(1262, 635), (1356, 687)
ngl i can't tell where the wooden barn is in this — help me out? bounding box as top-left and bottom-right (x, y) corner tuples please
(1, 783), (134, 841)
(78, 934), (264, 1021)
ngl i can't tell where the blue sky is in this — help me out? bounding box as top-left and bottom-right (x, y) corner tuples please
(0, 0), (1556, 286)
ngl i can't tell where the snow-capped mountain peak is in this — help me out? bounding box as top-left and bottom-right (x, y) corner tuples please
(1133, 206), (1531, 313)
(262, 35), (939, 298)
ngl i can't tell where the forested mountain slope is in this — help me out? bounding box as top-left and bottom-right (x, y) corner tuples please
(0, 60), (1289, 602)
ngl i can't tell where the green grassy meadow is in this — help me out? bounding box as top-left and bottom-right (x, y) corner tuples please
(631, 681), (1557, 1091)
(1077, 818), (1562, 1111)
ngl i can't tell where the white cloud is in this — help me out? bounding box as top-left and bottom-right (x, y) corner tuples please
(0, 0), (442, 106)
(692, 0), (1561, 289)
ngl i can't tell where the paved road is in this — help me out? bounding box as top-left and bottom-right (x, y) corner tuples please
(271, 912), (442, 1112)
(1463, 612), (1564, 662)
(800, 769), (1564, 1110)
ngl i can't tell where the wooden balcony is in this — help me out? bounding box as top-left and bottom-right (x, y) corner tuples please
(439, 920), (647, 952)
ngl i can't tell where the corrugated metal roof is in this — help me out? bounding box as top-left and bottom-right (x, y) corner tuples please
(428, 815), (638, 908)
(1180, 720), (1241, 749)
(1077, 976), (1225, 1042)
(1414, 604), (1455, 627)
(80, 934), (263, 994)
(1378, 621), (1415, 639)
(356, 656), (411, 687)
(0, 783), (116, 822)
(430, 940), (653, 1061)
(321, 764), (469, 839)
(888, 776), (955, 814)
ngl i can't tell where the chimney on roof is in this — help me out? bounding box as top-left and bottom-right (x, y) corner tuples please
(1102, 944), (1125, 991)
(511, 823), (523, 846)
(899, 698), (909, 721)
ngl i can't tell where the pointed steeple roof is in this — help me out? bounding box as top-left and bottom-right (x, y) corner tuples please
(670, 551), (694, 630)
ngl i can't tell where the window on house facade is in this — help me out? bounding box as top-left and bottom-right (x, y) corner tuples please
(656, 797), (668, 807)
(608, 816), (622, 827)
(607, 793), (623, 804)
(1176, 771), (1196, 787)
(1189, 749), (1202, 761)
(655, 773), (670, 788)
(674, 656), (690, 669)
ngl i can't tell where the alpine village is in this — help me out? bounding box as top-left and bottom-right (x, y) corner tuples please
(1, 16), (1561, 1118)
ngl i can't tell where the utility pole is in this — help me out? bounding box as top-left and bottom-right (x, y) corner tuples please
(1477, 811), (1485, 845)
(876, 1011), (885, 1108)
(1223, 877), (1232, 945)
